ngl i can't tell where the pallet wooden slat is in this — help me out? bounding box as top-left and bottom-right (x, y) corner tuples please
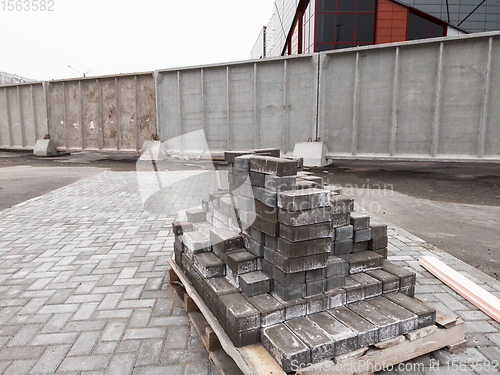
(420, 256), (500, 323)
(168, 258), (465, 375)
(298, 320), (465, 375)
(168, 259), (254, 375)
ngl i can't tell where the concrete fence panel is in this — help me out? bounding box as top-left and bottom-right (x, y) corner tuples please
(319, 32), (500, 162)
(156, 54), (318, 154)
(1, 32), (499, 161)
(0, 83), (47, 149)
(46, 73), (156, 151)
(486, 36), (500, 158)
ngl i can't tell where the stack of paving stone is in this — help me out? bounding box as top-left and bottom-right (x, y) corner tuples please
(172, 150), (435, 372)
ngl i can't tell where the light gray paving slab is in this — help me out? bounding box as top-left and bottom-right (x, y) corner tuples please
(0, 169), (497, 375)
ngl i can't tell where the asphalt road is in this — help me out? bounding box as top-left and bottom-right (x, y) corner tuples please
(1, 150), (498, 280)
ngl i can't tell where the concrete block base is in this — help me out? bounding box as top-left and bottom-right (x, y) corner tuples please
(33, 139), (57, 156)
(293, 142), (328, 167)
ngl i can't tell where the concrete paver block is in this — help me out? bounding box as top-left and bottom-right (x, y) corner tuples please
(326, 289), (347, 308)
(219, 293), (261, 333)
(369, 236), (389, 250)
(277, 188), (331, 211)
(366, 269), (400, 294)
(272, 294), (308, 320)
(245, 293), (285, 327)
(349, 251), (384, 274)
(344, 276), (365, 304)
(383, 262), (416, 289)
(183, 231), (211, 254)
(350, 212), (370, 230)
(349, 272), (383, 299)
(308, 311), (358, 356)
(371, 223), (388, 238)
(385, 292), (436, 329)
(331, 212), (351, 228)
(273, 280), (307, 301)
(279, 222), (332, 242)
(329, 307), (377, 348)
(250, 156), (297, 177)
(368, 296), (419, 334)
(349, 300), (401, 342)
(264, 175), (297, 192)
(277, 237), (331, 258)
(278, 207), (332, 227)
(261, 323), (310, 373)
(336, 225), (354, 241)
(286, 316), (335, 363)
(239, 271), (271, 297)
(186, 209), (206, 223)
(193, 252), (225, 279)
(210, 227), (242, 253)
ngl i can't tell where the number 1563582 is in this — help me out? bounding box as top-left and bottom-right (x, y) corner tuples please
(2, 0), (54, 11)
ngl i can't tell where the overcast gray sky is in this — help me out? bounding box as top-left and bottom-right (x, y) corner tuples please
(0, 0), (275, 81)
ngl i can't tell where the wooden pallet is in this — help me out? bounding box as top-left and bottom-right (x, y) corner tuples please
(168, 259), (465, 375)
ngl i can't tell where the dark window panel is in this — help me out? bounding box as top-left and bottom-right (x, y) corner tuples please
(315, 42), (336, 52)
(336, 12), (356, 42)
(317, 0), (336, 11)
(356, 0), (376, 12)
(336, 43), (355, 49)
(337, 0), (355, 12)
(429, 21), (445, 37)
(316, 12), (337, 42)
(407, 11), (430, 40)
(355, 12), (375, 42)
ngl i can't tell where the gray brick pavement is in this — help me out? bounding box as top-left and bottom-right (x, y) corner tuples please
(0, 168), (497, 374)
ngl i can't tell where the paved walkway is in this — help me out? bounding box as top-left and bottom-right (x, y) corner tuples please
(0, 168), (498, 374)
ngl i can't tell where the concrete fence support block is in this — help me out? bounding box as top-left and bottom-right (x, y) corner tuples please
(33, 139), (57, 156)
(293, 142), (328, 167)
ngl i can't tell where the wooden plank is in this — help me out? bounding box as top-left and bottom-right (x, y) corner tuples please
(298, 320), (465, 375)
(184, 294), (199, 313)
(210, 349), (245, 375)
(168, 258), (254, 375)
(167, 267), (179, 282)
(435, 310), (458, 328)
(189, 311), (211, 346)
(206, 327), (222, 351)
(238, 344), (286, 375)
(419, 256), (500, 323)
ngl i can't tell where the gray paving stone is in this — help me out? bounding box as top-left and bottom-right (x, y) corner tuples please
(107, 353), (136, 375)
(308, 311), (358, 356)
(261, 323), (310, 373)
(286, 316), (335, 363)
(385, 292), (436, 329)
(68, 331), (100, 356)
(328, 306), (377, 348)
(219, 293), (261, 333)
(30, 332), (78, 346)
(433, 347), (489, 363)
(58, 354), (111, 372)
(165, 326), (189, 350)
(4, 359), (36, 374)
(348, 300), (401, 342)
(0, 168), (498, 375)
(240, 271), (271, 297)
(367, 297), (418, 334)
